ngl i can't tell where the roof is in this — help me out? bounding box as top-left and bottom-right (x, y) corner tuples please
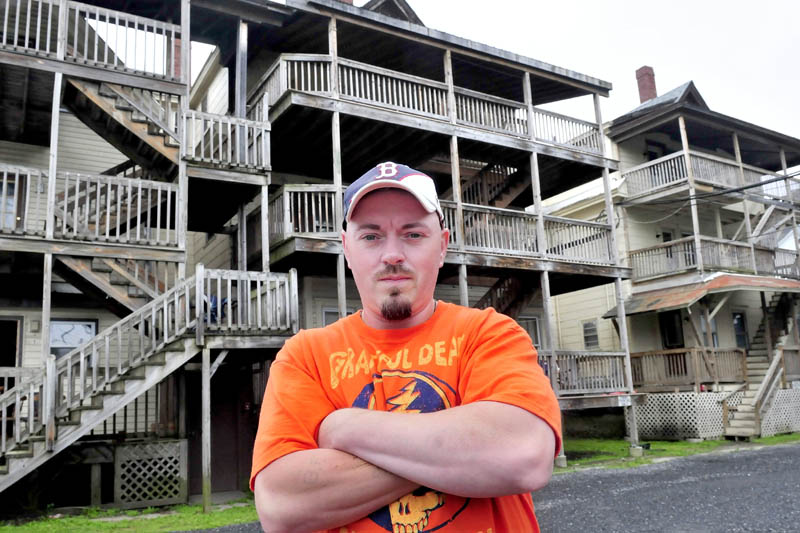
(296, 0), (613, 96)
(602, 274), (800, 318)
(363, 0), (424, 26)
(608, 81), (708, 130)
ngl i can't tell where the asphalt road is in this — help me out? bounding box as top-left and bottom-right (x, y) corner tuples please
(188, 442), (800, 533)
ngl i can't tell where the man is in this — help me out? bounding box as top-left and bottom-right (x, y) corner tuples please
(251, 162), (561, 532)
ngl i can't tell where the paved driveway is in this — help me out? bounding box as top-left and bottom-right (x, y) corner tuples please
(191, 442), (800, 533)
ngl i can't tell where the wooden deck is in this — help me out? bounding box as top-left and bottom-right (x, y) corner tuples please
(249, 53), (609, 164)
(622, 149), (800, 202)
(629, 235), (800, 282)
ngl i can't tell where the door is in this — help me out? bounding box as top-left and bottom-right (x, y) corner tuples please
(732, 312), (749, 350)
(0, 317), (22, 393)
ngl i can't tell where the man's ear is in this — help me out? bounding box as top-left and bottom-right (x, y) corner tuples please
(440, 228), (450, 267)
(341, 230), (351, 268)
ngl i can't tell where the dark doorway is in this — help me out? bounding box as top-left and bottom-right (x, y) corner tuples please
(658, 310), (685, 349)
(186, 361), (260, 495)
(0, 318), (21, 367)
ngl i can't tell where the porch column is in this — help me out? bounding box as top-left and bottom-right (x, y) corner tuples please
(761, 292), (774, 358)
(177, 0), (191, 280)
(237, 205), (247, 271)
(732, 132), (757, 273)
(678, 116), (705, 275)
(703, 302), (718, 386)
(539, 271), (558, 394)
(261, 183), (270, 272)
(201, 347), (211, 512)
(595, 94), (639, 447)
(714, 208), (724, 239)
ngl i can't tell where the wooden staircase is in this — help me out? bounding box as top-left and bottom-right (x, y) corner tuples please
(0, 267), (298, 494)
(474, 273), (540, 319)
(724, 293), (787, 438)
(63, 79), (179, 180)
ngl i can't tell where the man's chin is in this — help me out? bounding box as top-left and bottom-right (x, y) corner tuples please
(380, 296), (413, 321)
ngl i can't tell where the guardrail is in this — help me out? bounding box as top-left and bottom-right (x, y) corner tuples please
(268, 184), (339, 246)
(249, 54), (602, 154)
(630, 347), (746, 390)
(543, 215), (612, 264)
(550, 351), (628, 395)
(181, 110), (270, 170)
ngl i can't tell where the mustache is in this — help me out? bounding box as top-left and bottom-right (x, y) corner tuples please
(376, 265), (413, 278)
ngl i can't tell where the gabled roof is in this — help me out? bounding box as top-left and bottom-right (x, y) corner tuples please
(608, 81), (708, 130)
(363, 0), (424, 26)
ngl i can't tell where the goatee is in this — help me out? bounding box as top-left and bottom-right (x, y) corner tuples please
(381, 297), (412, 321)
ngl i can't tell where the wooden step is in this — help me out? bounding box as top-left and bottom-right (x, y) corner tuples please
(724, 427), (756, 437)
(730, 411), (755, 421)
(4, 448), (33, 459)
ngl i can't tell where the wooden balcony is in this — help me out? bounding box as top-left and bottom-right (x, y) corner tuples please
(622, 150), (800, 202)
(0, 161), (182, 259)
(0, 0), (183, 89)
(265, 185), (616, 267)
(630, 347), (747, 392)
(540, 351), (629, 396)
(249, 53), (604, 157)
(181, 109), (270, 172)
(629, 235), (800, 282)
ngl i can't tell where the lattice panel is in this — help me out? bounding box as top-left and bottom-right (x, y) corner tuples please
(761, 390), (800, 437)
(629, 392), (741, 440)
(114, 440), (188, 509)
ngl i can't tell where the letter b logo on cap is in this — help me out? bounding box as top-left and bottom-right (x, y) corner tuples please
(376, 162), (399, 179)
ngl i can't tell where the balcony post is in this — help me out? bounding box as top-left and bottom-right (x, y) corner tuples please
(678, 116), (705, 275)
(732, 132), (758, 274)
(449, 136), (468, 306)
(525, 74), (547, 259)
(444, 50), (457, 124)
(332, 112), (347, 318)
(595, 94), (639, 446)
(328, 17), (339, 98)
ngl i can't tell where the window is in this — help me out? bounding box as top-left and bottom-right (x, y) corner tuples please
(658, 310), (684, 349)
(699, 315), (719, 348)
(517, 316), (541, 348)
(50, 320), (97, 358)
(582, 320), (599, 350)
(322, 307), (355, 327)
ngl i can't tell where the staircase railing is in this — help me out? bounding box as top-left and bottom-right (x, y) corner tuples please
(753, 345), (786, 432)
(102, 84), (180, 141)
(1, 368), (45, 455)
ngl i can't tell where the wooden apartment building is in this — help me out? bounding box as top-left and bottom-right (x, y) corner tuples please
(0, 0), (637, 511)
(548, 68), (800, 441)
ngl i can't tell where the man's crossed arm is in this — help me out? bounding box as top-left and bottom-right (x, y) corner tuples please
(254, 401), (556, 532)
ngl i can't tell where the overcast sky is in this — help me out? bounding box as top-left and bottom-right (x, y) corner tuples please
(374, 0), (799, 139)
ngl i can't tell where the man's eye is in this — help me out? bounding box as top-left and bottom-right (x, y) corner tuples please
(362, 234), (379, 241)
(407, 233), (423, 239)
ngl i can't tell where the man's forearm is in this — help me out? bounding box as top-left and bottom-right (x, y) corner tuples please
(254, 447), (418, 532)
(319, 401), (555, 499)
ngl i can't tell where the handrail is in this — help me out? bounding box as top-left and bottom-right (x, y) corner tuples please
(753, 347), (785, 416)
(627, 236), (695, 255)
(621, 150), (686, 176)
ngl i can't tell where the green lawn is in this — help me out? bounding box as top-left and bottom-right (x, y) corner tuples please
(3, 432), (799, 531)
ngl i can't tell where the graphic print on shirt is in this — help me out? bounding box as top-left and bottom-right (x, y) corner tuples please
(352, 370), (469, 532)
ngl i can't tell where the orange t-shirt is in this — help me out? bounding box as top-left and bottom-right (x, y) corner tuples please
(251, 301), (562, 533)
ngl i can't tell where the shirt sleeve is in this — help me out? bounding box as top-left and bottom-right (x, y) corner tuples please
(250, 332), (337, 490)
(457, 309), (562, 456)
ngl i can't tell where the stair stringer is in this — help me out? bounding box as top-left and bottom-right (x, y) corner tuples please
(0, 337), (199, 494)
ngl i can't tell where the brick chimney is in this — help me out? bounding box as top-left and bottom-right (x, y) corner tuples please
(636, 66), (657, 103)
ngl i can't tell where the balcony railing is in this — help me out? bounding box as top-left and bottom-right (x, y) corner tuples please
(0, 163), (179, 247)
(623, 150), (799, 200)
(1, 0), (182, 82)
(629, 235), (800, 281)
(181, 110), (270, 171)
(541, 351), (629, 395)
(264, 185), (615, 265)
(630, 347), (747, 391)
(250, 54), (603, 156)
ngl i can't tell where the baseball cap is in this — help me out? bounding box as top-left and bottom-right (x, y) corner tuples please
(343, 162), (444, 228)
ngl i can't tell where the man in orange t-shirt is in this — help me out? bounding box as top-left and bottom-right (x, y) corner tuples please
(251, 162), (561, 532)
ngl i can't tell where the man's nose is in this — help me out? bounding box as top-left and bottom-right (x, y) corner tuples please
(381, 235), (405, 265)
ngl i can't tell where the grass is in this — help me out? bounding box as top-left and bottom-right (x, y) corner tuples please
(558, 431), (800, 471)
(0, 501), (259, 533)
